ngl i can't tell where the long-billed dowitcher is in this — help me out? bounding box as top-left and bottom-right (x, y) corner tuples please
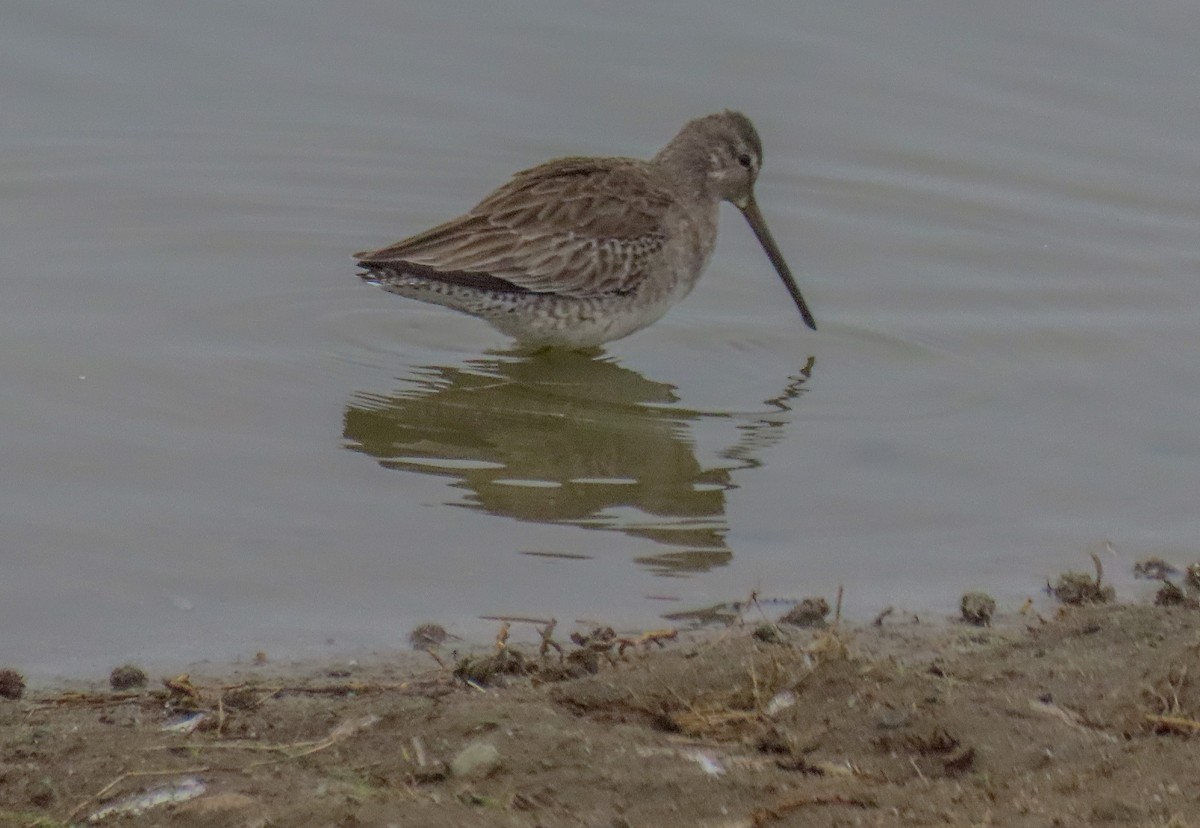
(355, 111), (815, 347)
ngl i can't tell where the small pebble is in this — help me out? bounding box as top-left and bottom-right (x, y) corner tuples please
(450, 740), (502, 779)
(110, 664), (148, 690)
(960, 592), (996, 626)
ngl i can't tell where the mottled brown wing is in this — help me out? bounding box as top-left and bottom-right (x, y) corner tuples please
(354, 158), (674, 297)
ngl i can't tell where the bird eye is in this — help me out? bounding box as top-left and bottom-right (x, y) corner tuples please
(737, 153), (753, 169)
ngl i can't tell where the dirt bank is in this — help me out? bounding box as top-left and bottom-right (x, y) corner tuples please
(2, 601), (1198, 827)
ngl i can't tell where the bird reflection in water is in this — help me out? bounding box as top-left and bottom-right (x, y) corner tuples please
(342, 350), (813, 577)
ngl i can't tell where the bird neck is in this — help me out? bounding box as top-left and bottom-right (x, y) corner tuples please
(651, 134), (717, 206)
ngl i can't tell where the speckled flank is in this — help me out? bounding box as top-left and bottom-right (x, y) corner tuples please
(355, 111), (815, 346)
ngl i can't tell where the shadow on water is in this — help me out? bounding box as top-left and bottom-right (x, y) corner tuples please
(342, 349), (814, 576)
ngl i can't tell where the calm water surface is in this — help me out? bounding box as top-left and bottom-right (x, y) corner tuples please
(4, 1), (1199, 677)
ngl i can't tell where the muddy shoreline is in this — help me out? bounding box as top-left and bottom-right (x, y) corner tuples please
(2, 596), (1198, 827)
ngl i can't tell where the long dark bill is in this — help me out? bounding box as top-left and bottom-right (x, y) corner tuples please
(739, 197), (816, 331)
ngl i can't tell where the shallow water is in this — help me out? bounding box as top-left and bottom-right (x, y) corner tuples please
(3, 1), (1199, 677)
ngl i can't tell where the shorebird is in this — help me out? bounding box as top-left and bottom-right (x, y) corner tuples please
(355, 111), (816, 347)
